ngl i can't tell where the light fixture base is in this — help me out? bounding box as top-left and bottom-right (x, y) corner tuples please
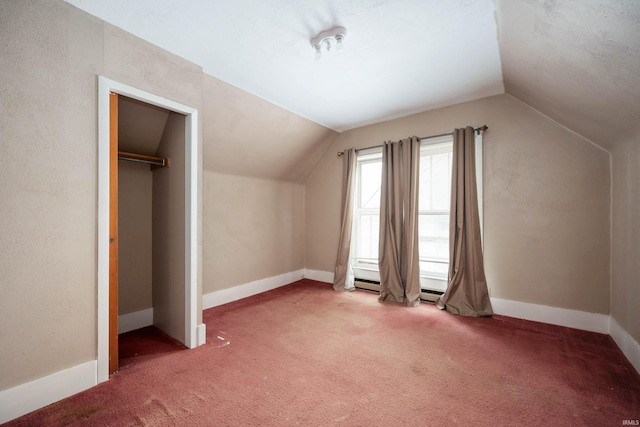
(310, 26), (347, 60)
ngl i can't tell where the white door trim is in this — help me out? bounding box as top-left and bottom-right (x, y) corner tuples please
(97, 76), (200, 383)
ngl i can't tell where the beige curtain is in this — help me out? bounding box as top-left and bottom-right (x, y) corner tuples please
(378, 137), (421, 307)
(333, 148), (357, 291)
(436, 127), (493, 317)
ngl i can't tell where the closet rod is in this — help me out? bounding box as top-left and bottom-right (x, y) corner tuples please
(118, 151), (169, 169)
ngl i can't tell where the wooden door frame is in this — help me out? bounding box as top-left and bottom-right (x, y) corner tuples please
(97, 76), (202, 383)
(109, 92), (119, 374)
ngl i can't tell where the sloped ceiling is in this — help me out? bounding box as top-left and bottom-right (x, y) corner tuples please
(497, 0), (640, 150)
(202, 74), (338, 182)
(66, 0), (640, 153)
(118, 97), (170, 155)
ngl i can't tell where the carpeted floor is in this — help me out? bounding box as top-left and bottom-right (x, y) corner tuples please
(4, 279), (640, 426)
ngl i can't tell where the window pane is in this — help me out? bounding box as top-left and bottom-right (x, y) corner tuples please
(419, 238), (449, 262)
(419, 150), (452, 211)
(356, 213), (379, 262)
(359, 162), (381, 209)
(419, 213), (448, 239)
(418, 141), (452, 281)
(419, 260), (448, 279)
(353, 152), (382, 272)
(430, 153), (451, 210)
(419, 155), (432, 211)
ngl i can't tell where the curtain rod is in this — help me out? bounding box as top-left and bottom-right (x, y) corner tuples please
(336, 125), (488, 157)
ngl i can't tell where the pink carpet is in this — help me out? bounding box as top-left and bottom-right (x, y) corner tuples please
(5, 279), (639, 426)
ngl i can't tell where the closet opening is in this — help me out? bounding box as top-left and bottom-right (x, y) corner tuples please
(98, 76), (203, 383)
(116, 96), (185, 370)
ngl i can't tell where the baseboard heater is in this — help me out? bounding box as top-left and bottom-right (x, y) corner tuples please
(354, 279), (443, 303)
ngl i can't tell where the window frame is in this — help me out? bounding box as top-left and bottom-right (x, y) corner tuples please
(352, 147), (383, 280)
(349, 132), (483, 295)
(417, 135), (454, 292)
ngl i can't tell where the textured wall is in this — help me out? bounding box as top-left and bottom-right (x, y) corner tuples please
(202, 74), (338, 183)
(118, 162), (153, 315)
(0, 1), (103, 390)
(0, 0), (328, 392)
(103, 23), (203, 113)
(200, 67), (333, 295)
(203, 171), (304, 293)
(611, 137), (640, 343)
(305, 94), (611, 314)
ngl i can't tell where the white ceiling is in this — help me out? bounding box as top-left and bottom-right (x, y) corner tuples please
(64, 0), (505, 132)
(64, 0), (640, 150)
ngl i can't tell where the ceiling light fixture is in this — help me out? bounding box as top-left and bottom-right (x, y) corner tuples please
(311, 26), (347, 61)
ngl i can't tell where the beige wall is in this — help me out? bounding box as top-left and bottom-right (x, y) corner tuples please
(1, 0), (326, 392)
(103, 12), (206, 334)
(0, 0), (103, 390)
(611, 137), (640, 343)
(152, 113), (187, 343)
(0, 0), (205, 391)
(200, 60), (334, 295)
(305, 94), (611, 314)
(118, 162), (153, 315)
(202, 74), (338, 183)
(203, 171), (304, 293)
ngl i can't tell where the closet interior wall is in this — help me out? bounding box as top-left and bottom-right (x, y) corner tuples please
(118, 160), (154, 320)
(117, 96), (173, 335)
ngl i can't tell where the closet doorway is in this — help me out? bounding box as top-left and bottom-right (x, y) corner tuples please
(98, 77), (201, 383)
(114, 94), (182, 374)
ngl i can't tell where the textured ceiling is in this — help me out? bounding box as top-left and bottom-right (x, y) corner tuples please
(497, 0), (640, 150)
(64, 0), (504, 132)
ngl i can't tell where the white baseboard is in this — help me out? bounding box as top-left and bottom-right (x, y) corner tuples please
(0, 360), (97, 424)
(118, 308), (153, 334)
(303, 269), (334, 284)
(490, 297), (610, 334)
(4, 278), (635, 426)
(203, 269), (305, 309)
(610, 316), (640, 375)
(299, 271), (614, 336)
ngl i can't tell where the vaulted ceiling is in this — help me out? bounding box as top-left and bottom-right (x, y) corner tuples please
(65, 0), (640, 151)
(497, 0), (640, 150)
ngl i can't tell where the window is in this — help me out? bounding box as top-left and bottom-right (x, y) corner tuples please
(350, 133), (482, 296)
(418, 136), (453, 291)
(352, 148), (382, 282)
